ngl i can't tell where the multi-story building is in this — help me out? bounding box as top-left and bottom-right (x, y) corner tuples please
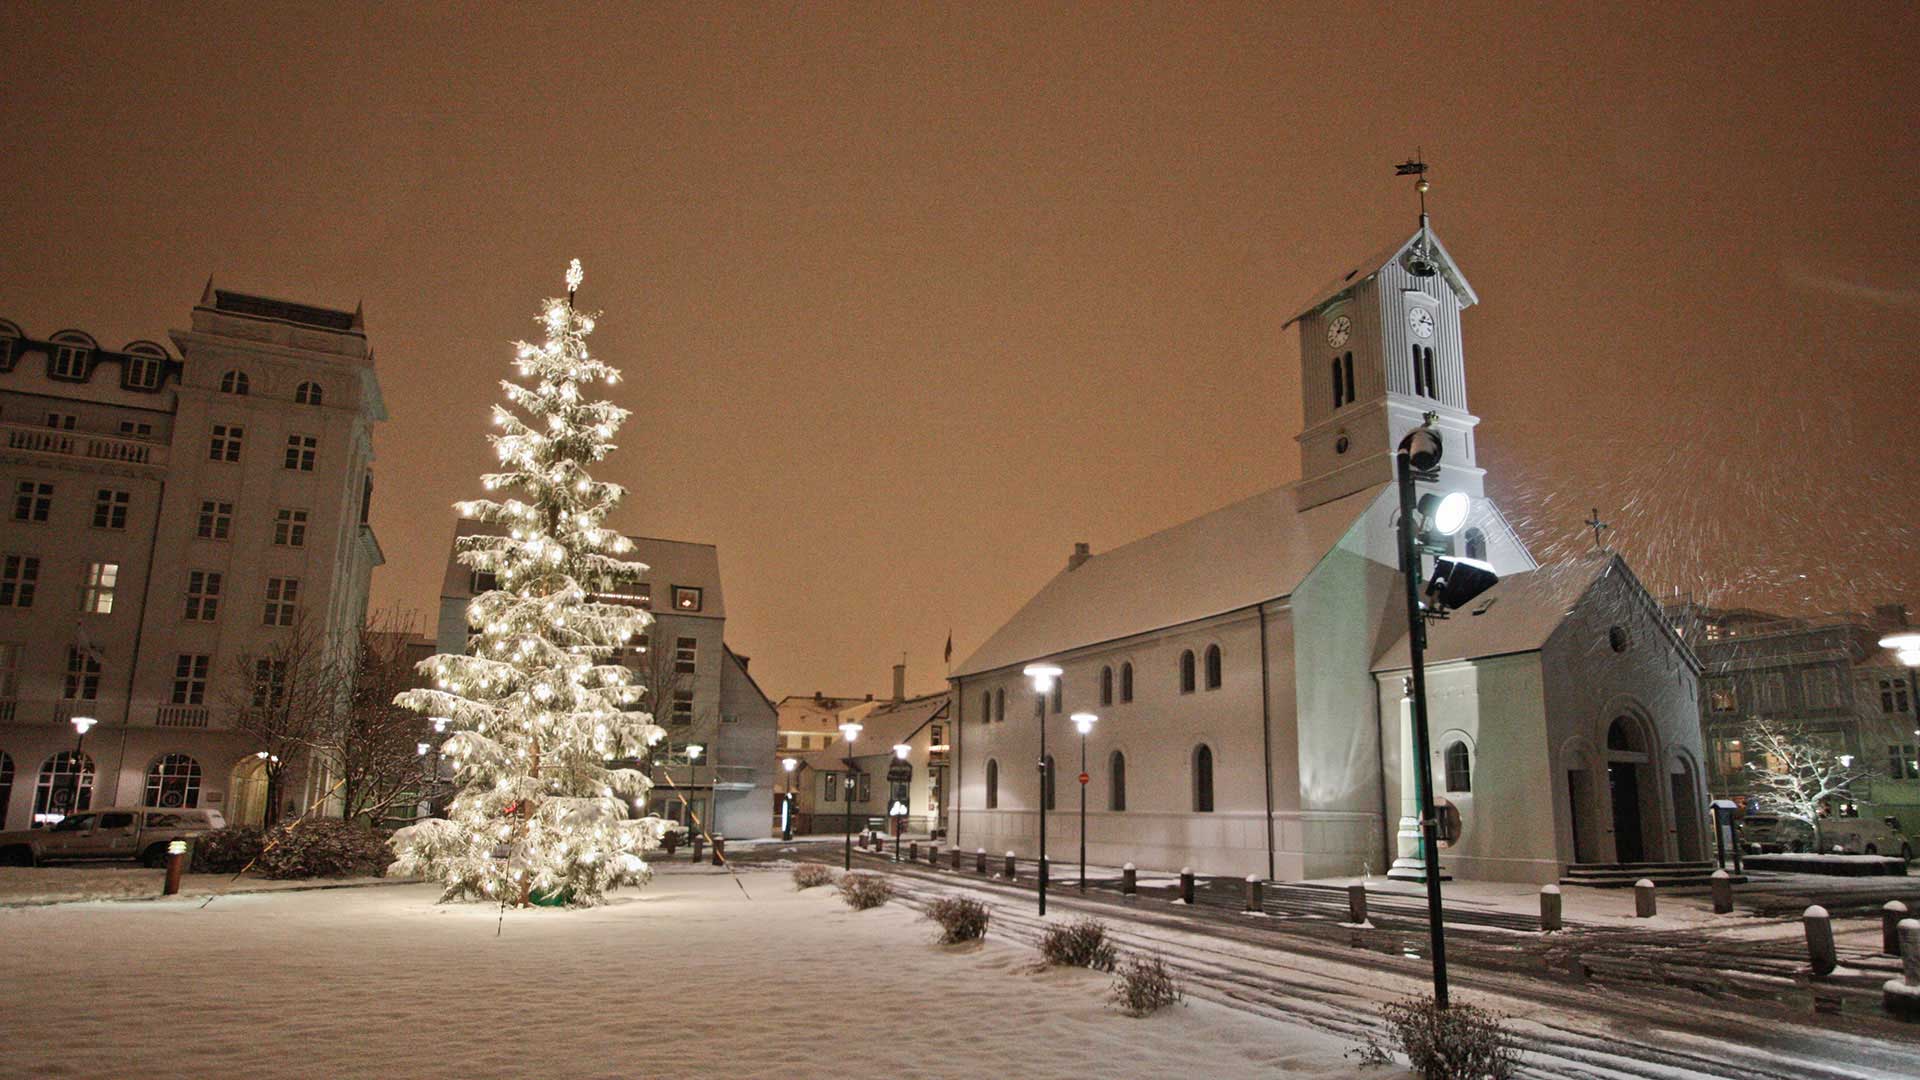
(434, 520), (776, 838)
(775, 692), (874, 756)
(780, 667), (950, 836)
(0, 284), (385, 829)
(1667, 599), (1919, 830)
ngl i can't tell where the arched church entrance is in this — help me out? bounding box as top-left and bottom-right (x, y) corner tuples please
(1605, 716), (1663, 863)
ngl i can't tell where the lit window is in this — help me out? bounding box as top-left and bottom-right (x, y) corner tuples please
(185, 571), (221, 621)
(1708, 678), (1738, 714)
(92, 489), (129, 530)
(673, 586), (702, 612)
(273, 508), (308, 547)
(13, 481), (52, 523)
(263, 577), (299, 626)
(80, 562), (118, 614)
(0, 556), (40, 608)
(209, 424), (243, 463)
(284, 435), (317, 472)
(64, 646), (101, 700)
(171, 655), (210, 705)
(145, 754), (201, 809)
(219, 370), (249, 395)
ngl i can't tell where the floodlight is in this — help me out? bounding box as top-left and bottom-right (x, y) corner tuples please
(1418, 492), (1471, 537)
(1425, 556), (1499, 612)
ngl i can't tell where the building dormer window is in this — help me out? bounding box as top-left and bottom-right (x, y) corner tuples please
(220, 370), (249, 395)
(50, 343), (90, 381)
(122, 344), (166, 391)
(0, 322), (18, 369)
(295, 381), (323, 406)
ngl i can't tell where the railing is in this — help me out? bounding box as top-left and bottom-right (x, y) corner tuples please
(155, 705), (210, 728)
(1, 422), (167, 468)
(51, 700), (96, 725)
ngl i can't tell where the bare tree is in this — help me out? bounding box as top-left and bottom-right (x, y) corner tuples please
(1740, 715), (1875, 851)
(226, 616), (337, 827)
(316, 611), (437, 824)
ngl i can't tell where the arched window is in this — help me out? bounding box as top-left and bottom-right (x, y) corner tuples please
(981, 690), (991, 724)
(1204, 644), (1222, 690)
(1050, 680), (1062, 714)
(1042, 754), (1056, 811)
(1120, 662), (1133, 703)
(34, 751), (93, 826)
(1331, 358), (1343, 409)
(1412, 344), (1426, 397)
(1423, 347), (1437, 398)
(985, 759), (998, 809)
(1463, 528), (1487, 562)
(0, 751), (13, 829)
(220, 369), (249, 395)
(1109, 751), (1127, 811)
(145, 753), (202, 808)
(1444, 742), (1472, 793)
(1344, 352), (1354, 403)
(49, 332), (93, 380)
(1193, 745), (1214, 813)
(122, 343), (166, 391)
(1179, 650), (1196, 694)
(1100, 666), (1113, 706)
(295, 381), (323, 406)
(994, 688), (1005, 723)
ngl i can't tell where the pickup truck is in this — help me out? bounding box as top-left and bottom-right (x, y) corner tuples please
(0, 807), (226, 867)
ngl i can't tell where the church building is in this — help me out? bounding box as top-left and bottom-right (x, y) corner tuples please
(947, 219), (1706, 885)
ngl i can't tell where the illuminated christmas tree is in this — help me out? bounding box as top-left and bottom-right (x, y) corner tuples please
(390, 260), (665, 906)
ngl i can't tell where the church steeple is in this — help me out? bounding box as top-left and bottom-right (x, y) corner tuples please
(1284, 165), (1483, 511)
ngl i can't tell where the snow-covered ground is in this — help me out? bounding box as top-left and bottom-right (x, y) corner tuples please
(0, 866), (1373, 1080)
(0, 866), (397, 906)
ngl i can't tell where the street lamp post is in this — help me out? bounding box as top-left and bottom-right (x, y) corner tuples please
(892, 743), (911, 862)
(1023, 663), (1063, 916)
(781, 756), (798, 841)
(64, 715), (96, 821)
(1071, 713), (1097, 891)
(839, 720), (862, 870)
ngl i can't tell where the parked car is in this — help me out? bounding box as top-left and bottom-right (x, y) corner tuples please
(1741, 814), (1815, 854)
(0, 807), (226, 868)
(1821, 816), (1914, 862)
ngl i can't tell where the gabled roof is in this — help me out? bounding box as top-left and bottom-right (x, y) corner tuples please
(954, 483), (1388, 678)
(1283, 226), (1479, 328)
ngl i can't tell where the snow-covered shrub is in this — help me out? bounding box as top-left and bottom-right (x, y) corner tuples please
(255, 820), (392, 879)
(837, 872), (893, 910)
(1109, 954), (1183, 1016)
(792, 864), (836, 890)
(190, 827), (265, 874)
(1351, 995), (1519, 1079)
(1040, 917), (1118, 971)
(924, 896), (990, 943)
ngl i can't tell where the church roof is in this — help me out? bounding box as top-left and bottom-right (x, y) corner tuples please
(1282, 226), (1479, 328)
(954, 483), (1389, 678)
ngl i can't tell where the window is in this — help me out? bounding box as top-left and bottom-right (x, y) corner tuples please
(673, 586), (703, 612)
(263, 577), (299, 626)
(219, 369), (249, 395)
(91, 489), (129, 530)
(1120, 662), (1133, 703)
(273, 508), (308, 547)
(675, 637), (697, 675)
(1804, 669), (1842, 709)
(1708, 678), (1738, 714)
(1109, 751), (1127, 811)
(51, 343), (90, 380)
(1193, 744), (1214, 812)
(13, 481), (52, 523)
(118, 420), (154, 439)
(994, 688), (1005, 723)
(1888, 744), (1919, 781)
(1344, 352), (1354, 405)
(284, 435), (317, 472)
(1204, 644), (1222, 690)
(671, 688), (693, 724)
(1100, 666), (1113, 706)
(1042, 754), (1056, 810)
(145, 754), (201, 808)
(985, 760), (998, 809)
(0, 555), (39, 607)
(1444, 741), (1472, 793)
(44, 412), (75, 430)
(1882, 677), (1912, 715)
(253, 659), (288, 709)
(295, 381), (323, 405)
(209, 424), (243, 462)
(0, 643), (19, 698)
(1050, 680), (1062, 714)
(856, 773), (871, 803)
(0, 751), (10, 829)
(171, 654), (210, 705)
(195, 500), (232, 540)
(1413, 344), (1439, 397)
(80, 562), (118, 614)
(64, 646), (101, 700)
(470, 570), (498, 594)
(823, 772), (839, 802)
(185, 571), (221, 621)
(34, 752), (93, 825)
(981, 690), (991, 723)
(1463, 528), (1487, 562)
(1179, 650), (1196, 694)
(1712, 737), (1744, 778)
(1758, 673), (1787, 712)
(123, 350), (164, 391)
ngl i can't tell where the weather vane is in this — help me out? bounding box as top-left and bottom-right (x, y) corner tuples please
(1395, 153), (1438, 277)
(1584, 507), (1612, 553)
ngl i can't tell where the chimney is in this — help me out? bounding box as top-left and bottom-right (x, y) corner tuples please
(892, 662), (907, 703)
(1067, 542), (1092, 571)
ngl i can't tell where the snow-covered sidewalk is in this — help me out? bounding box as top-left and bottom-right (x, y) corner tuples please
(0, 865), (399, 906)
(0, 866), (1370, 1080)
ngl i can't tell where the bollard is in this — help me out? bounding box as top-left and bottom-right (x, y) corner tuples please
(952, 848), (963, 871)
(162, 839), (188, 897)
(1886, 901), (1910, 956)
(1711, 869), (1733, 915)
(1179, 867), (1195, 905)
(1243, 874), (1262, 913)
(909, 842), (918, 863)
(1887, 918), (1920, 1017)
(1805, 905), (1837, 977)
(663, 831), (680, 856)
(690, 834), (704, 863)
(711, 835), (726, 866)
(1348, 883), (1369, 926)
(1004, 851), (1017, 880)
(1540, 885), (1562, 932)
(1122, 863), (1137, 897)
(1634, 878), (1656, 918)
(976, 848), (987, 875)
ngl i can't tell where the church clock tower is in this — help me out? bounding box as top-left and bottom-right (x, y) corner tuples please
(1285, 193), (1484, 512)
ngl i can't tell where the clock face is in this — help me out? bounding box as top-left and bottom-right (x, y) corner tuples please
(1325, 314), (1352, 349)
(1408, 307), (1436, 339)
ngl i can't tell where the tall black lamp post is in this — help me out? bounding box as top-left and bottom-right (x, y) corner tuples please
(781, 756), (798, 841)
(1023, 663), (1062, 916)
(63, 714), (97, 820)
(1071, 712), (1097, 891)
(839, 720), (862, 870)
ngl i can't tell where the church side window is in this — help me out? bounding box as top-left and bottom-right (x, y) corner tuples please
(981, 690), (991, 724)
(1331, 358), (1342, 409)
(994, 688), (1005, 723)
(1192, 745), (1214, 812)
(1109, 751), (1127, 811)
(1100, 666), (1113, 706)
(1444, 742), (1472, 793)
(984, 759), (998, 809)
(1178, 650), (1196, 694)
(1204, 644), (1222, 690)
(1120, 662), (1133, 703)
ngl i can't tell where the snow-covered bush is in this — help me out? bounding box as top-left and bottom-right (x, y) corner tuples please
(190, 827), (265, 874)
(256, 820), (392, 879)
(837, 872), (893, 910)
(1109, 954), (1183, 1016)
(1040, 917), (1118, 971)
(1351, 995), (1519, 1079)
(792, 864), (836, 890)
(924, 896), (990, 943)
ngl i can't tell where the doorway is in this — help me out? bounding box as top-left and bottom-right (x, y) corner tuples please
(1670, 761), (1704, 861)
(1609, 761), (1644, 863)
